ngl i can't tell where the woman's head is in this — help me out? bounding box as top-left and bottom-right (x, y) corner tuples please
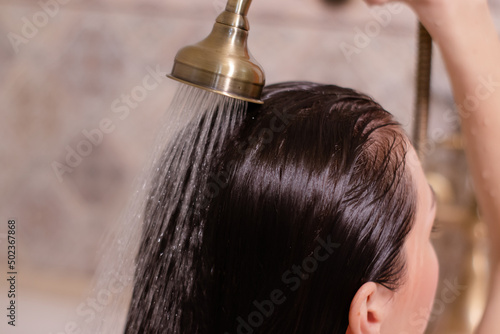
(126, 82), (438, 334)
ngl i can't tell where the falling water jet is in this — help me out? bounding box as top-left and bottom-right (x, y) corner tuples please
(82, 0), (265, 332)
(81, 84), (247, 333)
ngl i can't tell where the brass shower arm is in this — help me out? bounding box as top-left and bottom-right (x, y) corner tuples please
(216, 3), (250, 31)
(225, 0), (252, 16)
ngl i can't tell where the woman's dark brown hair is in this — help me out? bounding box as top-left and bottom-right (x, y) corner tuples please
(125, 82), (417, 333)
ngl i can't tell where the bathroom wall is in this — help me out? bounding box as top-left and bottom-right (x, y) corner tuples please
(0, 0), (498, 333)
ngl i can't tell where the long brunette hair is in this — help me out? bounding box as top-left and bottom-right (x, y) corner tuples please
(125, 82), (417, 333)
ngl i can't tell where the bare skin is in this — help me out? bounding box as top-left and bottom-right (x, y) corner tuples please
(349, 0), (500, 333)
(346, 144), (440, 334)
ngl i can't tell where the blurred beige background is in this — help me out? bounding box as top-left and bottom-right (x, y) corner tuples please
(1, 0), (499, 333)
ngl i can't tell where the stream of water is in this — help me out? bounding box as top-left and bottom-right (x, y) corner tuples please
(83, 83), (248, 333)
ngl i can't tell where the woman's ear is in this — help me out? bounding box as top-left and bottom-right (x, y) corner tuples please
(345, 282), (393, 334)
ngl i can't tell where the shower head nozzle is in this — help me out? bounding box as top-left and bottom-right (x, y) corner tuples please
(168, 0), (265, 104)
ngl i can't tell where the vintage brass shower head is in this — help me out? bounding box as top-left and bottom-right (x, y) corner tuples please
(168, 0), (265, 104)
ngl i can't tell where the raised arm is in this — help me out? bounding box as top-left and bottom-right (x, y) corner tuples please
(365, 0), (500, 332)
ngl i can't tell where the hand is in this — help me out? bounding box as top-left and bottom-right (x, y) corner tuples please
(364, 1), (500, 333)
(362, 0), (490, 44)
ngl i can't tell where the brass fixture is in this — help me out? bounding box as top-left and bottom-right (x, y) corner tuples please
(413, 23), (433, 161)
(426, 159), (488, 334)
(168, 0), (265, 104)
(412, 23), (488, 334)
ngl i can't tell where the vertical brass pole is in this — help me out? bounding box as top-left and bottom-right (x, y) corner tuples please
(413, 23), (433, 161)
